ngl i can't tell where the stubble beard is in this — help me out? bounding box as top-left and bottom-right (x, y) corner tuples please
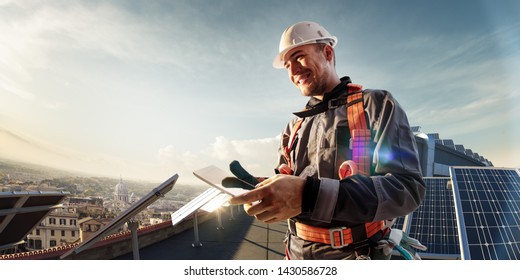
(299, 71), (329, 99)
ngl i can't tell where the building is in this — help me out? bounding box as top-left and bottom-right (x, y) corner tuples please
(412, 126), (493, 177)
(68, 196), (104, 217)
(104, 176), (136, 213)
(78, 217), (105, 242)
(26, 207), (80, 250)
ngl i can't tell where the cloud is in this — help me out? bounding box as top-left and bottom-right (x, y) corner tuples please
(0, 1), (187, 75)
(41, 102), (66, 110)
(157, 135), (280, 184)
(0, 75), (36, 101)
(205, 136), (280, 173)
(385, 21), (520, 140)
(0, 127), (35, 146)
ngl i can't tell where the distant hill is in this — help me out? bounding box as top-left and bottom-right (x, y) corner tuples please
(0, 157), (85, 182)
(0, 157), (207, 202)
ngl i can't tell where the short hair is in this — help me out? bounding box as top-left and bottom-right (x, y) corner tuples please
(315, 43), (336, 66)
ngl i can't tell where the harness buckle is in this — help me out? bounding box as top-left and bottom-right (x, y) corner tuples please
(329, 227), (347, 249)
(328, 99), (340, 109)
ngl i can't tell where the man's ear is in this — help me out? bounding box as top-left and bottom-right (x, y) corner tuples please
(323, 44), (335, 63)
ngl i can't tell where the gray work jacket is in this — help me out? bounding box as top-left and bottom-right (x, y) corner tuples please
(278, 77), (426, 228)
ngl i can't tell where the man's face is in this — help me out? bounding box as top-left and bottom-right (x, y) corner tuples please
(283, 44), (331, 98)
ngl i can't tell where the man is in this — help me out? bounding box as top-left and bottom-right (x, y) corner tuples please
(229, 21), (425, 260)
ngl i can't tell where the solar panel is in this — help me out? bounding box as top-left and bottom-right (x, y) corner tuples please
(199, 193), (231, 213)
(455, 145), (465, 152)
(170, 187), (223, 226)
(391, 215), (406, 230)
(450, 167), (520, 260)
(442, 139), (455, 146)
(171, 165), (252, 226)
(0, 191), (69, 250)
(405, 177), (460, 259)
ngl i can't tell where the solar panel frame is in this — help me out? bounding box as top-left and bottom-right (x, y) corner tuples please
(450, 167), (520, 260)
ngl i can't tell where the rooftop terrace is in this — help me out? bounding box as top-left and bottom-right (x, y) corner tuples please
(116, 206), (286, 260)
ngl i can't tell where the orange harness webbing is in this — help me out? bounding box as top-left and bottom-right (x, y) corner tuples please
(346, 86), (371, 176)
(293, 220), (385, 249)
(283, 119), (303, 173)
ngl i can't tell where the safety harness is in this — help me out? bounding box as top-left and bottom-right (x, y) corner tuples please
(282, 83), (385, 251)
(281, 83), (426, 259)
(282, 83), (370, 177)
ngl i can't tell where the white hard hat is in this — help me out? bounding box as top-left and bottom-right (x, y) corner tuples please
(273, 21), (337, 69)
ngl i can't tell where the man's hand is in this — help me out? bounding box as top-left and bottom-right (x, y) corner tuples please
(228, 174), (305, 223)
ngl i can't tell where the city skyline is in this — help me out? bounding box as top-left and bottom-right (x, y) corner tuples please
(1, 0), (519, 185)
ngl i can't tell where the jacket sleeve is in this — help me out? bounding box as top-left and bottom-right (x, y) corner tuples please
(303, 90), (426, 224)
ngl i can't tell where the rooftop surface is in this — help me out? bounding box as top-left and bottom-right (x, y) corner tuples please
(115, 206), (286, 260)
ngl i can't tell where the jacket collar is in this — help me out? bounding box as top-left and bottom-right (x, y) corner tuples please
(293, 76), (352, 118)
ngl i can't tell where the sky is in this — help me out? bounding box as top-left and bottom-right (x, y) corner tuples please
(0, 0), (519, 185)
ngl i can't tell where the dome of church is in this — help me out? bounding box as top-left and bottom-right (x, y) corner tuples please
(114, 176), (128, 196)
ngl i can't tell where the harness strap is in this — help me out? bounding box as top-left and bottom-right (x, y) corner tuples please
(290, 220), (385, 249)
(283, 84), (365, 171)
(346, 90), (367, 130)
(283, 119), (303, 172)
(346, 87), (370, 176)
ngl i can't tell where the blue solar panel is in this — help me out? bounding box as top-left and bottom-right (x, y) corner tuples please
(391, 215), (406, 230)
(442, 139), (455, 146)
(450, 167), (520, 260)
(405, 177), (460, 259)
(455, 145), (465, 152)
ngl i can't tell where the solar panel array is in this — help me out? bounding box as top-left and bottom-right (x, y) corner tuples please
(450, 167), (520, 260)
(442, 139), (455, 146)
(455, 145), (465, 152)
(405, 177), (460, 259)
